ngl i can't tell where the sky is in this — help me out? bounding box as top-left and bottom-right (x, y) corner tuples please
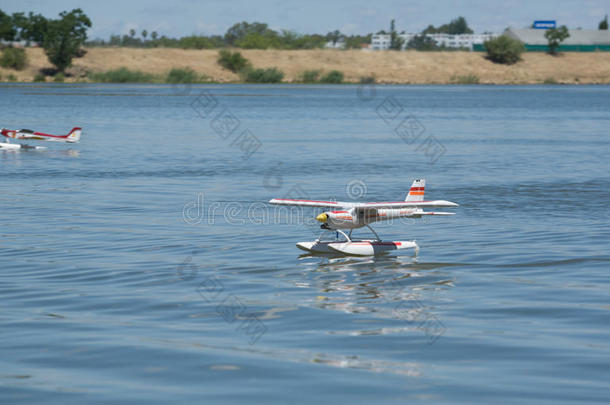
(2, 0), (608, 39)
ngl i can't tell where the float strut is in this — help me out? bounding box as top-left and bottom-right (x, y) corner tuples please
(366, 225), (381, 241)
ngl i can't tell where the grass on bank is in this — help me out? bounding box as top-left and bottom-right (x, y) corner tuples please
(240, 67), (284, 83)
(319, 70), (344, 83)
(88, 67), (156, 83)
(166, 67), (211, 83)
(296, 69), (346, 84)
(86, 67), (211, 83)
(451, 74), (480, 84)
(299, 69), (321, 83)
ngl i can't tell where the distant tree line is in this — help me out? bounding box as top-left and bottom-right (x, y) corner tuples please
(86, 21), (372, 50)
(88, 17), (473, 51)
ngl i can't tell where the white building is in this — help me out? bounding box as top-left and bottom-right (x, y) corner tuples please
(370, 33), (497, 51)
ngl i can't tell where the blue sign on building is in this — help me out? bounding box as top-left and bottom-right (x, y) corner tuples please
(533, 20), (556, 29)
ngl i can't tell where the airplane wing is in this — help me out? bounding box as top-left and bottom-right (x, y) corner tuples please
(355, 200), (459, 209)
(269, 199), (458, 209)
(268, 198), (351, 208)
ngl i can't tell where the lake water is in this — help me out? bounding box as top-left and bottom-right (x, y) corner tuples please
(1, 83), (609, 404)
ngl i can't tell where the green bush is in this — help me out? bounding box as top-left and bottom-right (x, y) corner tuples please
(166, 67), (199, 83)
(0, 47), (28, 70)
(241, 67), (284, 83)
(217, 49), (251, 73)
(54, 72), (65, 82)
(543, 77), (558, 84)
(177, 36), (215, 49)
(88, 67), (156, 83)
(299, 69), (321, 83)
(451, 74), (480, 84)
(7, 74), (17, 82)
(545, 26), (570, 55)
(33, 73), (46, 82)
(320, 70), (344, 84)
(235, 33), (280, 49)
(359, 76), (375, 84)
(484, 35), (524, 65)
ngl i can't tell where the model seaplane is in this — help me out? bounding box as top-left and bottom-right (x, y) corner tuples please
(269, 179), (458, 256)
(0, 127), (82, 150)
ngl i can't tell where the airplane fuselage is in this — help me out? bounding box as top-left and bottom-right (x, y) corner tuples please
(317, 208), (423, 230)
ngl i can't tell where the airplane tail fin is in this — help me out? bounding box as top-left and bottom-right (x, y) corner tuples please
(405, 179), (425, 202)
(66, 127), (82, 143)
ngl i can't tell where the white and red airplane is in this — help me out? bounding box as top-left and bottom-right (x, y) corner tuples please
(1, 127), (82, 150)
(269, 179), (458, 256)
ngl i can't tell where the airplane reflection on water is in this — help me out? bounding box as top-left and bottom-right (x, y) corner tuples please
(294, 254), (456, 344)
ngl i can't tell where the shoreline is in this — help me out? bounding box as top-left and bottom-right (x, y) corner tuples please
(1, 48), (609, 85)
(2, 81), (609, 86)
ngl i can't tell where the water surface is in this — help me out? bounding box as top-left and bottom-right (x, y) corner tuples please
(1, 83), (609, 404)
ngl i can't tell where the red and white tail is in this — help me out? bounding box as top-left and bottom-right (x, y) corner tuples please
(405, 179), (425, 202)
(66, 127), (82, 143)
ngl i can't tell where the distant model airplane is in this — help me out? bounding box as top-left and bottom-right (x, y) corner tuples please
(1, 127), (82, 150)
(269, 179), (458, 256)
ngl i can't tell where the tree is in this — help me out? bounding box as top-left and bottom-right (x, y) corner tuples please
(0, 9), (16, 40)
(327, 29), (342, 45)
(407, 34), (438, 51)
(600, 15), (609, 30)
(151, 31), (158, 40)
(43, 8), (92, 72)
(484, 35), (524, 64)
(17, 12), (48, 44)
(447, 16), (473, 34)
(544, 25), (569, 55)
(235, 32), (279, 49)
(422, 16), (473, 35)
(224, 21), (275, 45)
(344, 33), (372, 49)
(129, 28), (135, 38)
(389, 19), (404, 50)
(10, 12), (26, 39)
(141, 29), (147, 40)
(422, 24), (437, 35)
